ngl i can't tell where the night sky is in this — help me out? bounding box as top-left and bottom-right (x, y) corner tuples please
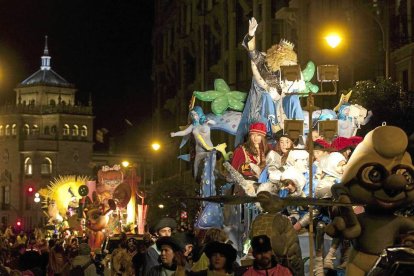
(0, 0), (154, 144)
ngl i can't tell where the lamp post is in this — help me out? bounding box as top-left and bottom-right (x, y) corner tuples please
(150, 142), (161, 186)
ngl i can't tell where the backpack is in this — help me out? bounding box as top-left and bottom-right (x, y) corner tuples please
(69, 260), (94, 276)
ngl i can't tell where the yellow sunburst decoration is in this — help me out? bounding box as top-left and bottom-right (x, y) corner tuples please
(39, 175), (90, 217)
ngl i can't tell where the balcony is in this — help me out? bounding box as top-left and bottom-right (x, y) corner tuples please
(0, 104), (93, 115)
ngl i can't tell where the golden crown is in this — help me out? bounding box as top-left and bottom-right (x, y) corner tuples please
(279, 39), (295, 50)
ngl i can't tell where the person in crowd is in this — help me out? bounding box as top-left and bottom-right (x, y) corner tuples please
(16, 232), (27, 246)
(243, 235), (292, 276)
(37, 239), (50, 276)
(48, 243), (70, 275)
(69, 243), (97, 276)
(175, 232), (197, 271)
(143, 218), (177, 275)
(232, 122), (269, 180)
(188, 241), (237, 276)
(18, 236), (42, 273)
(132, 234), (151, 276)
(127, 238), (138, 258)
(147, 236), (185, 276)
(191, 228), (229, 272)
(111, 233), (133, 276)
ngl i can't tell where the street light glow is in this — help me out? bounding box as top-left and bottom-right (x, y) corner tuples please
(121, 160), (130, 167)
(325, 33), (342, 48)
(158, 204), (164, 209)
(151, 142), (161, 151)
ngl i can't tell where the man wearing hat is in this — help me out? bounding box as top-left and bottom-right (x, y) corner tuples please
(143, 217), (177, 275)
(243, 235), (292, 276)
(147, 236), (185, 276)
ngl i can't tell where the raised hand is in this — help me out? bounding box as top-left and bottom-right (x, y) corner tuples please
(249, 17), (258, 36)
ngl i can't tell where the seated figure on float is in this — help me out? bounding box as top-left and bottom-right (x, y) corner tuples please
(236, 17), (305, 146)
(231, 122), (269, 181)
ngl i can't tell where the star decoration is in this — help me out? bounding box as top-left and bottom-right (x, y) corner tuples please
(193, 79), (247, 115)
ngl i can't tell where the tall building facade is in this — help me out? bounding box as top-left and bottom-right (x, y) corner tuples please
(152, 0), (286, 183)
(0, 39), (94, 229)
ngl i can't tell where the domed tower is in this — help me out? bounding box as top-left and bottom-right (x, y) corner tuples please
(0, 37), (94, 229)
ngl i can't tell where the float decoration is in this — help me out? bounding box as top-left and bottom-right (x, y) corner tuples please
(39, 175), (90, 224)
(193, 79), (247, 115)
(300, 61), (319, 95)
(326, 125), (414, 274)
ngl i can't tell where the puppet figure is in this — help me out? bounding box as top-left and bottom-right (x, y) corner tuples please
(337, 103), (372, 138)
(47, 200), (63, 225)
(236, 17), (305, 146)
(326, 125), (414, 275)
(171, 106), (227, 177)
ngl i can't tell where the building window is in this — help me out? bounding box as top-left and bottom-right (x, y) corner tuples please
(23, 124), (30, 135)
(2, 186), (10, 209)
(0, 126), (3, 136)
(81, 125), (88, 137)
(50, 99), (56, 106)
(24, 157), (33, 176)
(72, 125), (79, 136)
(32, 125), (39, 135)
(11, 124), (16, 136)
(51, 125), (57, 134)
(5, 125), (10, 136)
(41, 157), (52, 175)
(63, 124), (70, 136)
(44, 126), (50, 135)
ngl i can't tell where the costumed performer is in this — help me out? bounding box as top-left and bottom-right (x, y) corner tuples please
(236, 17), (305, 146)
(231, 122), (269, 181)
(326, 125), (414, 275)
(171, 106), (227, 177)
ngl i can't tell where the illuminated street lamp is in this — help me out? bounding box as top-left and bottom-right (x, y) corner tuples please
(150, 141), (161, 186)
(151, 142), (161, 151)
(158, 204), (164, 209)
(325, 33), (342, 48)
(121, 160), (130, 168)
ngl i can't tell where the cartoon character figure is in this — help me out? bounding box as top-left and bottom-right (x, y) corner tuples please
(84, 196), (116, 250)
(96, 165), (124, 203)
(326, 125), (414, 275)
(47, 199), (63, 225)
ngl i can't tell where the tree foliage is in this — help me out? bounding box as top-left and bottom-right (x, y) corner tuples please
(349, 78), (413, 134)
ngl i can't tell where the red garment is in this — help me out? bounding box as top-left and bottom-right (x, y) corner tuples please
(243, 264), (293, 276)
(231, 146), (260, 178)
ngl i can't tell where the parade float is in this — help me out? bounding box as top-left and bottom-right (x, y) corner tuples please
(168, 16), (414, 276)
(38, 164), (146, 250)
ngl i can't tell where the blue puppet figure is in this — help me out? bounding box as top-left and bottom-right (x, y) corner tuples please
(171, 106), (227, 178)
(235, 17), (305, 146)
